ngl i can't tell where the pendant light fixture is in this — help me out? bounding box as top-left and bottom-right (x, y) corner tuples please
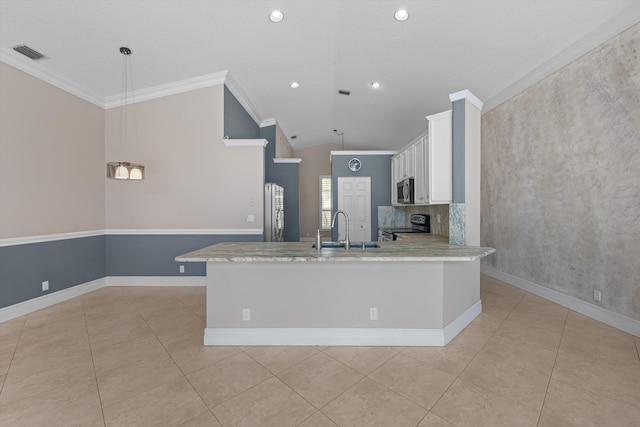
(107, 47), (145, 180)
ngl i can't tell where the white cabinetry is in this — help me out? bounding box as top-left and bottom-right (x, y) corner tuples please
(426, 110), (452, 204)
(391, 109), (452, 205)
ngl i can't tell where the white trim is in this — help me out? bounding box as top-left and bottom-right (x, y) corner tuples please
(482, 265), (640, 336)
(0, 229), (263, 247)
(0, 51), (105, 107)
(443, 300), (482, 344)
(223, 72), (263, 126)
(260, 118), (277, 127)
(0, 278), (106, 323)
(105, 276), (206, 287)
(330, 150), (398, 156)
(0, 230), (104, 247)
(223, 139), (269, 147)
(0, 276), (208, 323)
(449, 90), (484, 111)
(104, 71), (227, 109)
(203, 302), (481, 346)
(204, 327), (445, 346)
(104, 229), (263, 235)
(482, 4), (640, 112)
(273, 158), (302, 164)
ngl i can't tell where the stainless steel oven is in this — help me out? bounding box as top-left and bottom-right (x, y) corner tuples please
(379, 214), (430, 241)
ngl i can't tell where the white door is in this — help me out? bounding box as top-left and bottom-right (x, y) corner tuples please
(337, 177), (371, 242)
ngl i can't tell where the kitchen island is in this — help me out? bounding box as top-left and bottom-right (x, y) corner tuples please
(176, 237), (494, 346)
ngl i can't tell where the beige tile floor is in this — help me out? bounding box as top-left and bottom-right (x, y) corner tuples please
(1, 275), (639, 426)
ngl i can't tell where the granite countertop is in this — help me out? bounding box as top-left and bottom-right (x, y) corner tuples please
(176, 237), (495, 263)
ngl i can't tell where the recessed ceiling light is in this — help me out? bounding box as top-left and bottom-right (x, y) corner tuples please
(290, 81), (300, 89)
(394, 9), (409, 22)
(269, 10), (284, 23)
(370, 81), (382, 89)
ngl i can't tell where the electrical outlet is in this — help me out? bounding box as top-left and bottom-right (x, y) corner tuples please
(246, 214), (255, 223)
(179, 265), (185, 273)
(594, 290), (602, 302)
(242, 308), (251, 321)
(42, 280), (49, 292)
(370, 307), (378, 321)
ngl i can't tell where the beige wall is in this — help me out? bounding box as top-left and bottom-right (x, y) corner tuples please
(106, 85), (264, 230)
(0, 63), (105, 238)
(294, 143), (345, 238)
(482, 22), (640, 320)
(275, 121), (293, 158)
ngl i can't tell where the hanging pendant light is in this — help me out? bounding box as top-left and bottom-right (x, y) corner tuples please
(107, 47), (145, 181)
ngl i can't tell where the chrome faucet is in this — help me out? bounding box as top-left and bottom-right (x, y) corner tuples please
(331, 210), (351, 249)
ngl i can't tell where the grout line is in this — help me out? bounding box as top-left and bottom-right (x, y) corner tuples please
(0, 315), (27, 397)
(421, 288), (526, 424)
(80, 297), (108, 427)
(535, 306), (569, 427)
(120, 289), (225, 426)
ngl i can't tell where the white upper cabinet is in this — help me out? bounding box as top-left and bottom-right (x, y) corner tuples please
(426, 110), (452, 204)
(391, 109), (452, 205)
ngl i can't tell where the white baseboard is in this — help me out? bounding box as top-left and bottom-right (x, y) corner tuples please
(0, 276), (207, 323)
(482, 265), (640, 336)
(204, 301), (482, 347)
(0, 278), (106, 323)
(443, 300), (482, 344)
(105, 276), (206, 287)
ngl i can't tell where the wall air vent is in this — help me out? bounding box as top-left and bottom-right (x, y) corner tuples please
(13, 45), (47, 60)
(338, 90), (351, 96)
(290, 135), (297, 139)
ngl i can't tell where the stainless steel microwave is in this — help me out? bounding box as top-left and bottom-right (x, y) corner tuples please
(397, 178), (414, 204)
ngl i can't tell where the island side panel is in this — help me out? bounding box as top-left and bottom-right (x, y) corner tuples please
(206, 261), (445, 329)
(442, 259), (481, 326)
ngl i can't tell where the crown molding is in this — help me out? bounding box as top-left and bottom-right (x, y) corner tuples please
(260, 118), (277, 128)
(0, 50), (105, 107)
(330, 150), (397, 156)
(223, 72), (264, 126)
(104, 70), (228, 109)
(449, 90), (484, 111)
(483, 3), (640, 112)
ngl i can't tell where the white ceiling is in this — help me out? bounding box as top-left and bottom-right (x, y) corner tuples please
(1, 1), (639, 150)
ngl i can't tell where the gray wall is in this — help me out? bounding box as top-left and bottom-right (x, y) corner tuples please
(262, 125), (300, 242)
(481, 22), (640, 320)
(451, 99), (466, 203)
(224, 86), (259, 139)
(0, 236), (105, 308)
(331, 154), (393, 241)
(106, 234), (261, 276)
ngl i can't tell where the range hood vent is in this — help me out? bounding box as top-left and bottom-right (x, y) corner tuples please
(13, 45), (47, 60)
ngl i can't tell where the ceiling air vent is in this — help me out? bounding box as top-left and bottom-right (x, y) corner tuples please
(338, 90), (351, 96)
(13, 45), (47, 60)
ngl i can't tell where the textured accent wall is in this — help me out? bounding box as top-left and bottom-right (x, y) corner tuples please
(482, 23), (640, 320)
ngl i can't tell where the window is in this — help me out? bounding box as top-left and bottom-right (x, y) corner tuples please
(319, 176), (332, 230)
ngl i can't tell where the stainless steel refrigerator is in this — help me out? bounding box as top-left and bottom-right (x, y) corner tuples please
(264, 183), (285, 242)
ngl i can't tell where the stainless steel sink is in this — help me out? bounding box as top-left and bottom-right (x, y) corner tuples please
(312, 241), (380, 249)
